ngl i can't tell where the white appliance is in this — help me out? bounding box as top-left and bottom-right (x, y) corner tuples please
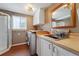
(0, 12), (12, 54)
(27, 31), (36, 55)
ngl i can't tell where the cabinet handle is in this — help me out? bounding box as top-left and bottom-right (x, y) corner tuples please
(49, 44), (51, 49)
(53, 46), (55, 52)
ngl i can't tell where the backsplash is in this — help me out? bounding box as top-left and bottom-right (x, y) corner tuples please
(39, 9), (79, 33)
(38, 10), (79, 33)
(41, 22), (51, 31)
(38, 21), (79, 33)
(39, 22), (51, 31)
(38, 22), (70, 33)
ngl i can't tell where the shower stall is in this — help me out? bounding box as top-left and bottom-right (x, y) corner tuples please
(0, 12), (12, 55)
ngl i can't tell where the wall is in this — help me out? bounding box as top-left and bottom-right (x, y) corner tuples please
(0, 9), (35, 30)
(0, 9), (35, 45)
(41, 3), (79, 33)
(38, 3), (64, 32)
(12, 16), (35, 45)
(70, 7), (79, 32)
(27, 16), (36, 30)
(12, 30), (27, 44)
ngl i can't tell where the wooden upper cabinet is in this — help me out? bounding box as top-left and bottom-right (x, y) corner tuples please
(45, 3), (64, 23)
(45, 3), (77, 28)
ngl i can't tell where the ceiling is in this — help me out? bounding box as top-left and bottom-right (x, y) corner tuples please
(0, 3), (52, 15)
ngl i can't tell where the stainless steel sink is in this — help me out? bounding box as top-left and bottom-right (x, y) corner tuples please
(45, 33), (69, 40)
(45, 35), (59, 39)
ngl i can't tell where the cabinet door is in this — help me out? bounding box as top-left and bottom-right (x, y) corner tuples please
(52, 44), (58, 56)
(41, 38), (53, 56)
(37, 37), (41, 56)
(54, 45), (76, 56)
(33, 8), (44, 25)
(39, 8), (44, 24)
(0, 16), (8, 52)
(33, 9), (40, 25)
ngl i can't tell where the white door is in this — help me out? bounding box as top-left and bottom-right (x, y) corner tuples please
(41, 38), (53, 56)
(0, 16), (8, 52)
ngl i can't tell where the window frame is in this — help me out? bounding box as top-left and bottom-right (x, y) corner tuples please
(12, 15), (27, 30)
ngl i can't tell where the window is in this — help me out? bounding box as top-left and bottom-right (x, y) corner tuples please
(12, 16), (27, 29)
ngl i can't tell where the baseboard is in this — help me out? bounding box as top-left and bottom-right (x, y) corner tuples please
(0, 46), (11, 55)
(12, 42), (28, 47)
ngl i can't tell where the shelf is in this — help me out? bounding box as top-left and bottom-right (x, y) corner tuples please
(51, 19), (63, 22)
(51, 26), (73, 29)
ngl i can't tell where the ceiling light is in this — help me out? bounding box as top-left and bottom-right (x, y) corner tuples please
(25, 4), (35, 12)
